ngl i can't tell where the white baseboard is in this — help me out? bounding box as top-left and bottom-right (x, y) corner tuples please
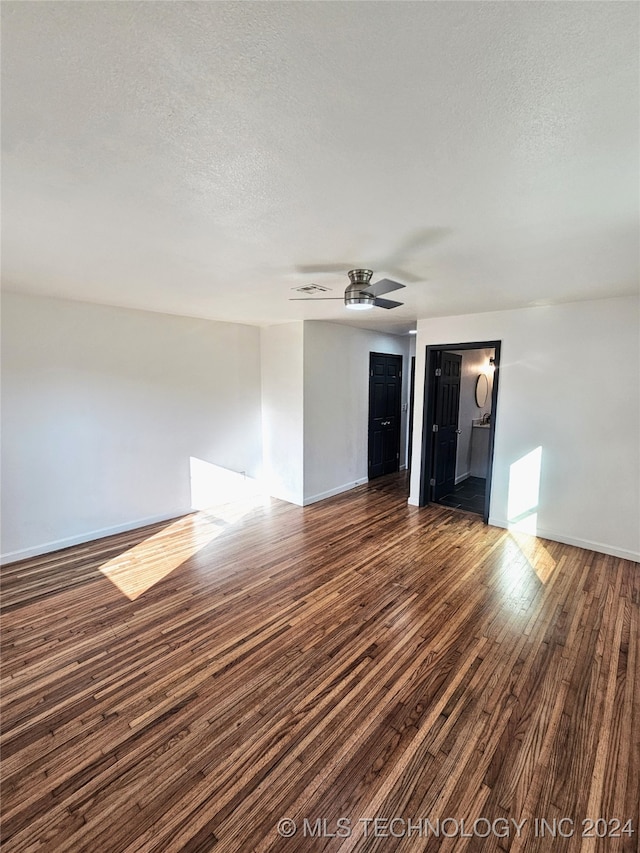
(303, 478), (369, 506)
(455, 471), (470, 485)
(488, 518), (640, 564)
(1, 507), (192, 565)
(407, 496), (420, 507)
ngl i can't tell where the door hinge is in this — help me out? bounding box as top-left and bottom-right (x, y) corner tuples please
(370, 368), (373, 377)
(432, 423), (439, 432)
(430, 478), (436, 487)
(399, 370), (402, 379)
(396, 452), (399, 459)
(435, 368), (442, 377)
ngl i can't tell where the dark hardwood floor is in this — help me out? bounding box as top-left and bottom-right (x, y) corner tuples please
(1, 474), (638, 852)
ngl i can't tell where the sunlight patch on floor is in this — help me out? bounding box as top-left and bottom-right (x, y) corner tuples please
(508, 529), (558, 584)
(99, 515), (225, 600)
(100, 461), (270, 600)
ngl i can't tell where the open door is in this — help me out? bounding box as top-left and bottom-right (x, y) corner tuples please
(431, 351), (462, 500)
(420, 340), (501, 523)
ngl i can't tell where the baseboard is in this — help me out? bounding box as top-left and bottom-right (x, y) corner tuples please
(1, 507), (192, 565)
(455, 471), (470, 485)
(488, 518), (640, 564)
(407, 496), (420, 507)
(303, 478), (369, 506)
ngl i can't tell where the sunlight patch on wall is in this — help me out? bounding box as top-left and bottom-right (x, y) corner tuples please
(190, 457), (261, 510)
(507, 446), (542, 535)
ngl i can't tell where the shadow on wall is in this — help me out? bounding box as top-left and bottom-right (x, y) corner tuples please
(100, 458), (266, 601)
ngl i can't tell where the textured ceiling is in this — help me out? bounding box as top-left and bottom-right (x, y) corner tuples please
(2, 1), (638, 334)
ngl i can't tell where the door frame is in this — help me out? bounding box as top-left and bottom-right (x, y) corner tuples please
(419, 340), (501, 523)
(368, 351), (403, 479)
(408, 356), (416, 477)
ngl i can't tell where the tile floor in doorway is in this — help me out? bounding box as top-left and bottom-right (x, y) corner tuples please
(438, 475), (486, 515)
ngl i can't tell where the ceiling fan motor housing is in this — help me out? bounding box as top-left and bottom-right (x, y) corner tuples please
(347, 269), (373, 286)
(345, 269), (375, 307)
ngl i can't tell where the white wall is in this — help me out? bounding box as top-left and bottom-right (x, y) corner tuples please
(1, 293), (262, 561)
(260, 322), (304, 505)
(451, 348), (494, 481)
(408, 296), (640, 562)
(303, 321), (410, 504)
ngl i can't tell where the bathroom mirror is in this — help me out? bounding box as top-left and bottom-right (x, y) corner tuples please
(475, 373), (489, 407)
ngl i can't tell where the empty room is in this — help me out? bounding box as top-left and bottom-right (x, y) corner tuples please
(1, 3), (638, 852)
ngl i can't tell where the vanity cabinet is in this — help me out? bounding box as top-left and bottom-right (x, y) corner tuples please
(470, 423), (490, 478)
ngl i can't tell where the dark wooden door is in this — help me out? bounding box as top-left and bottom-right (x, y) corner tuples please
(432, 351), (461, 500)
(368, 353), (402, 479)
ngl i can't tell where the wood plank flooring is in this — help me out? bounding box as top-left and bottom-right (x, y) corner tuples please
(1, 474), (639, 852)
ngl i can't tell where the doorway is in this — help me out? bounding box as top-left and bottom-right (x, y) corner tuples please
(368, 352), (402, 479)
(419, 341), (501, 522)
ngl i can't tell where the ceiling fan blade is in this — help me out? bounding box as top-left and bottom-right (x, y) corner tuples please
(295, 263), (352, 275)
(288, 297), (344, 301)
(363, 278), (405, 297)
(373, 297), (403, 310)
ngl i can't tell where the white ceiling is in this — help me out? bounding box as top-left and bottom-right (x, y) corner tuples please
(2, 2), (638, 335)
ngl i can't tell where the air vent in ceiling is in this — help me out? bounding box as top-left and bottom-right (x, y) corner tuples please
(292, 284), (331, 294)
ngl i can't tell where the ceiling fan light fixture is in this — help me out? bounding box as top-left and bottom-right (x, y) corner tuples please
(345, 300), (374, 311)
(345, 292), (375, 310)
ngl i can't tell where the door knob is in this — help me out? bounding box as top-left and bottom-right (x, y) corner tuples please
(455, 429), (462, 434)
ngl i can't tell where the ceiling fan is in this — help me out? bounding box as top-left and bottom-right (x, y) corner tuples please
(289, 269), (405, 311)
